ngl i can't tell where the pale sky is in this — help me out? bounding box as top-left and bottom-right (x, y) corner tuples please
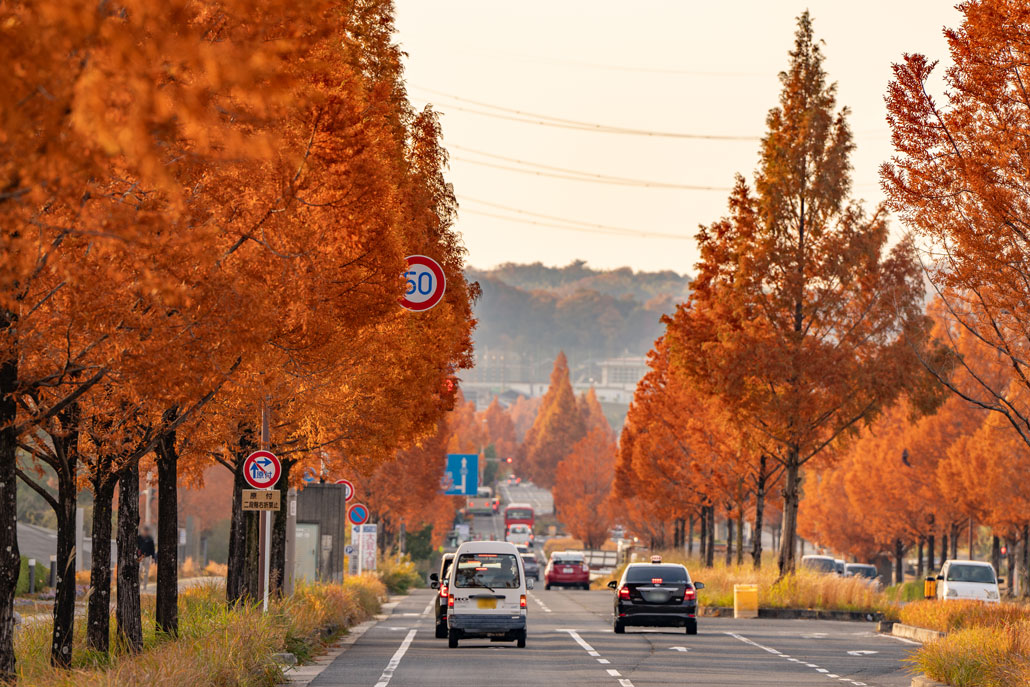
(394, 1), (961, 274)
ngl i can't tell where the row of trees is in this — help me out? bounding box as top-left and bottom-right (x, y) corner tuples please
(613, 1), (1030, 589)
(0, 0), (474, 681)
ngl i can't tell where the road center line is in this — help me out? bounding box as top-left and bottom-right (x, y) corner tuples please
(529, 593), (552, 613)
(558, 629), (634, 687)
(422, 599), (435, 616)
(373, 628), (417, 687)
(724, 632), (869, 687)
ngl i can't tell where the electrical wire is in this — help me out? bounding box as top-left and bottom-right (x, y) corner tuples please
(459, 196), (692, 236)
(452, 156), (729, 190)
(461, 208), (692, 240)
(413, 87), (760, 141)
(450, 144), (731, 191)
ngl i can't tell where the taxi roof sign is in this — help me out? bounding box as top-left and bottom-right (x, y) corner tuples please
(650, 555), (662, 564)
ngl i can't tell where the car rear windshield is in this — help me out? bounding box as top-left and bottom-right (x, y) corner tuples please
(946, 564), (996, 584)
(509, 525), (529, 532)
(506, 508), (533, 520)
(453, 553), (521, 589)
(625, 565), (689, 584)
(521, 554), (537, 564)
(846, 565), (877, 578)
(801, 557), (836, 573)
(441, 558), (453, 578)
(553, 554), (584, 565)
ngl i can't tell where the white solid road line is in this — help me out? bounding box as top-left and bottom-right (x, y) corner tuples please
(374, 628), (417, 687)
(724, 632), (870, 687)
(558, 629), (635, 687)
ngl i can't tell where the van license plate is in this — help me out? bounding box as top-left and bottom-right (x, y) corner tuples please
(477, 598), (497, 609)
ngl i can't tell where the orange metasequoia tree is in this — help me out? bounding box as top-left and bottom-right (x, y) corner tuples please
(664, 12), (927, 575)
(554, 425), (617, 549)
(522, 352), (586, 488)
(883, 0), (1030, 467)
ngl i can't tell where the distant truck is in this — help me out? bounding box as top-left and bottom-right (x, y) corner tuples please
(466, 486), (498, 516)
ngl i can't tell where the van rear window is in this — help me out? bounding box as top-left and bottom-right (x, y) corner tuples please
(454, 553), (521, 589)
(946, 564), (996, 584)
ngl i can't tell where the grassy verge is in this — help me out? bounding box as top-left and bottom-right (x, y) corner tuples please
(592, 551), (896, 616)
(15, 574), (385, 687)
(902, 600), (1030, 686)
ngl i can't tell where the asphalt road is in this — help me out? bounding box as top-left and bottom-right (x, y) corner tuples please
(308, 588), (917, 687)
(498, 481), (554, 516)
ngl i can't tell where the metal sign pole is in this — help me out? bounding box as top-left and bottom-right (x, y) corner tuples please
(261, 400), (271, 613)
(357, 526), (364, 576)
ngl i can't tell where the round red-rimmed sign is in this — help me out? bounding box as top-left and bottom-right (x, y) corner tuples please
(335, 479), (355, 502)
(243, 450), (281, 490)
(348, 503), (369, 526)
(399, 255), (446, 312)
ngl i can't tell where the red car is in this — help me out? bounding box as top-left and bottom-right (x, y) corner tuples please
(545, 551), (590, 590)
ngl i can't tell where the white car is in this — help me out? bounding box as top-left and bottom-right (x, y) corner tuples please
(505, 523), (534, 547)
(446, 540), (531, 648)
(935, 560), (1001, 603)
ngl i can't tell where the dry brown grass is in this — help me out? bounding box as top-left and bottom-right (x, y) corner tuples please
(913, 621), (1030, 687)
(901, 600), (1030, 633)
(15, 574), (386, 687)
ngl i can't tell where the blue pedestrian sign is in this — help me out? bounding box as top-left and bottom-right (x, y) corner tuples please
(442, 454), (478, 495)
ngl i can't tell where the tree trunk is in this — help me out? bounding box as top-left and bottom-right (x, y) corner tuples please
(927, 533), (935, 574)
(940, 533), (947, 568)
(86, 477), (116, 653)
(0, 312), (19, 683)
(1006, 538), (1016, 598)
(226, 431), (256, 606)
(725, 516), (734, 566)
(116, 464), (142, 652)
(270, 458), (294, 597)
(154, 421), (179, 635)
(699, 507), (708, 565)
(51, 439), (78, 667)
(751, 456), (767, 569)
(991, 535), (1001, 580)
(736, 512), (745, 566)
(687, 515), (694, 557)
(969, 519), (975, 559)
(1022, 524), (1029, 599)
(950, 522), (959, 560)
(894, 539), (904, 585)
(916, 537), (924, 579)
(704, 505), (715, 568)
(244, 509), (260, 599)
(777, 457), (801, 576)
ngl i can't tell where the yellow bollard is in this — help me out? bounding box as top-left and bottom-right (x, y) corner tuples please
(734, 584), (759, 619)
(924, 576), (937, 600)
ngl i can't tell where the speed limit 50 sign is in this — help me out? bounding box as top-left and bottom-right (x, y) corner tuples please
(399, 255), (446, 312)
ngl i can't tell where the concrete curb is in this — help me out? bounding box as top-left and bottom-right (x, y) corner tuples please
(911, 675), (950, 687)
(282, 594), (404, 687)
(892, 622), (946, 644)
(700, 606), (881, 622)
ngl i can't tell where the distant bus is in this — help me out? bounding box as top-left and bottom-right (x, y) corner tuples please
(504, 503), (535, 531)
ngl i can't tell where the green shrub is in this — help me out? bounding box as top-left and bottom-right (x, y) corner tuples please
(884, 581), (924, 603)
(16, 556), (50, 594)
(377, 554), (421, 594)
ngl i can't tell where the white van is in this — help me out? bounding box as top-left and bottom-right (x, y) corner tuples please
(446, 540), (531, 648)
(935, 560), (1001, 603)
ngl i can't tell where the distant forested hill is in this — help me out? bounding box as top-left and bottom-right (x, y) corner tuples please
(466, 262), (690, 362)
(470, 260), (691, 302)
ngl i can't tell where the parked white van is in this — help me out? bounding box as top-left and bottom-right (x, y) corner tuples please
(446, 540), (531, 648)
(935, 560), (1001, 603)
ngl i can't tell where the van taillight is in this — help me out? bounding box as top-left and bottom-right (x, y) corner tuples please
(683, 587), (696, 602)
(520, 595), (527, 609)
(448, 594), (454, 608)
(618, 586), (630, 600)
(439, 583), (448, 598)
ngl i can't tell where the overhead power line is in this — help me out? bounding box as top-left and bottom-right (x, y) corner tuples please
(461, 208), (692, 240)
(450, 144), (731, 191)
(460, 196), (692, 238)
(414, 86), (760, 141)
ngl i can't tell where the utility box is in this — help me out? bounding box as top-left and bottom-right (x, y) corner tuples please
(295, 484), (351, 583)
(734, 584), (759, 619)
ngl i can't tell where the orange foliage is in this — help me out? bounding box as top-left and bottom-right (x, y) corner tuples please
(554, 426), (616, 549)
(522, 352), (585, 488)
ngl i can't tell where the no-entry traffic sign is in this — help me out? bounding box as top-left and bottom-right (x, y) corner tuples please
(243, 450), (281, 490)
(399, 255), (446, 312)
(335, 479), (355, 502)
(347, 503), (369, 526)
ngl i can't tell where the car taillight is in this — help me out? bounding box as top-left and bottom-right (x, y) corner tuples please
(618, 586), (630, 600)
(683, 587), (696, 602)
(520, 595), (527, 609)
(439, 583), (448, 598)
(448, 594), (455, 608)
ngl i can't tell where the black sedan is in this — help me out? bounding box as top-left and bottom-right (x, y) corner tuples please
(608, 561), (704, 635)
(521, 552), (541, 581)
(429, 553), (455, 638)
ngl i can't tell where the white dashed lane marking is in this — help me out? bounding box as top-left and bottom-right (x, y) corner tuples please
(725, 632), (870, 686)
(558, 629), (635, 687)
(529, 593), (552, 613)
